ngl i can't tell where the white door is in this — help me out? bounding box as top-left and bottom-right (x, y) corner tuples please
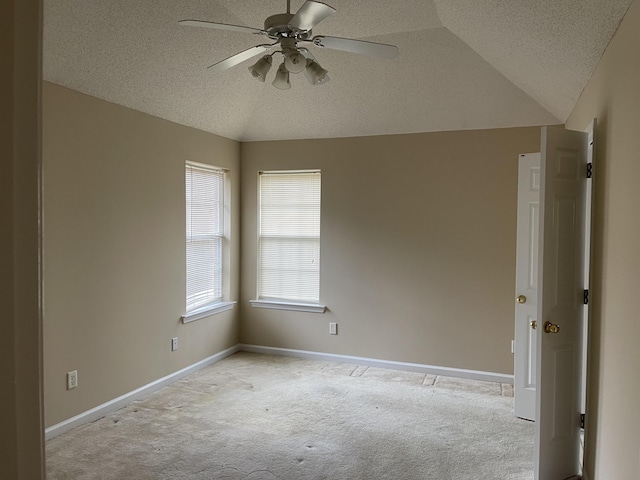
(514, 153), (541, 421)
(535, 126), (589, 480)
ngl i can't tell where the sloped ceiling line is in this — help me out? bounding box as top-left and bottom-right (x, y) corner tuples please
(433, 0), (634, 121)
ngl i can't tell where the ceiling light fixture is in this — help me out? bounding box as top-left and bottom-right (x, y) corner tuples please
(304, 58), (329, 85)
(247, 48), (330, 89)
(272, 63), (291, 90)
(181, 0), (399, 90)
(283, 47), (307, 74)
(247, 55), (273, 82)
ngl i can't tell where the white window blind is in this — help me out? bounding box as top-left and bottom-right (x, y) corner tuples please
(258, 171), (321, 303)
(185, 163), (224, 312)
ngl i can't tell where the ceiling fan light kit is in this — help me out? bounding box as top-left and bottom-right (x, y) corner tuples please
(283, 47), (307, 74)
(272, 63), (292, 90)
(179, 0), (399, 90)
(248, 55), (273, 82)
(305, 58), (329, 85)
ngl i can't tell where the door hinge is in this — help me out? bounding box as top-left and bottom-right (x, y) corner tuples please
(587, 163), (593, 178)
(583, 289), (589, 305)
(580, 413), (585, 429)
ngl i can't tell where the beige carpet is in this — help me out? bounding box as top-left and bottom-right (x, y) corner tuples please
(46, 352), (534, 479)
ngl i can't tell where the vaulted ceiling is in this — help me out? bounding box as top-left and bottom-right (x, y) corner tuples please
(43, 0), (632, 142)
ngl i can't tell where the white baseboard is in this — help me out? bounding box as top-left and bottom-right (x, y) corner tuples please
(46, 343), (513, 440)
(239, 344), (514, 384)
(45, 344), (240, 440)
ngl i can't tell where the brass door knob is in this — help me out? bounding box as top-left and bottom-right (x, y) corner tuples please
(543, 321), (560, 334)
(517, 295), (527, 304)
(530, 320), (537, 330)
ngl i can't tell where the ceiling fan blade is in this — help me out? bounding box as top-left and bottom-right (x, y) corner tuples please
(207, 45), (271, 73)
(289, 1), (336, 31)
(312, 36), (399, 59)
(179, 20), (265, 36)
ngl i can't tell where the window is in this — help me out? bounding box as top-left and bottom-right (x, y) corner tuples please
(252, 170), (325, 313)
(183, 162), (234, 322)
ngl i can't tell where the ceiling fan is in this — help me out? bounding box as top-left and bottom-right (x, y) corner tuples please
(179, 0), (399, 89)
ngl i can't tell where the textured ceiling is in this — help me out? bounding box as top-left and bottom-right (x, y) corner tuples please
(43, 0), (632, 142)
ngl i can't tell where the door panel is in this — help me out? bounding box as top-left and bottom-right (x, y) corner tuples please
(535, 127), (588, 480)
(514, 153), (541, 421)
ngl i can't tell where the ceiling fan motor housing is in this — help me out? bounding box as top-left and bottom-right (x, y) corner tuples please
(264, 13), (312, 40)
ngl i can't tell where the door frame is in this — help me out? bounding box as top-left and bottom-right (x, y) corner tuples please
(579, 119), (596, 478)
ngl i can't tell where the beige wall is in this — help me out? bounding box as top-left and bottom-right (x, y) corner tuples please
(565, 0), (640, 478)
(240, 127), (541, 374)
(43, 82), (241, 426)
(1, 0), (45, 478)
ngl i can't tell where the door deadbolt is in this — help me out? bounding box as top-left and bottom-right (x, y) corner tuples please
(543, 321), (560, 334)
(517, 295), (527, 304)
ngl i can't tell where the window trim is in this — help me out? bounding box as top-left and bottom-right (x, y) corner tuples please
(181, 301), (236, 323)
(254, 170), (323, 309)
(249, 299), (326, 314)
(183, 161), (232, 323)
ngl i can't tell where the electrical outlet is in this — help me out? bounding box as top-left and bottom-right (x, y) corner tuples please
(329, 322), (338, 335)
(171, 337), (179, 351)
(67, 370), (78, 390)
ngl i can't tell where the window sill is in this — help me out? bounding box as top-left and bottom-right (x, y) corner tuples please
(181, 301), (236, 324)
(249, 300), (326, 314)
